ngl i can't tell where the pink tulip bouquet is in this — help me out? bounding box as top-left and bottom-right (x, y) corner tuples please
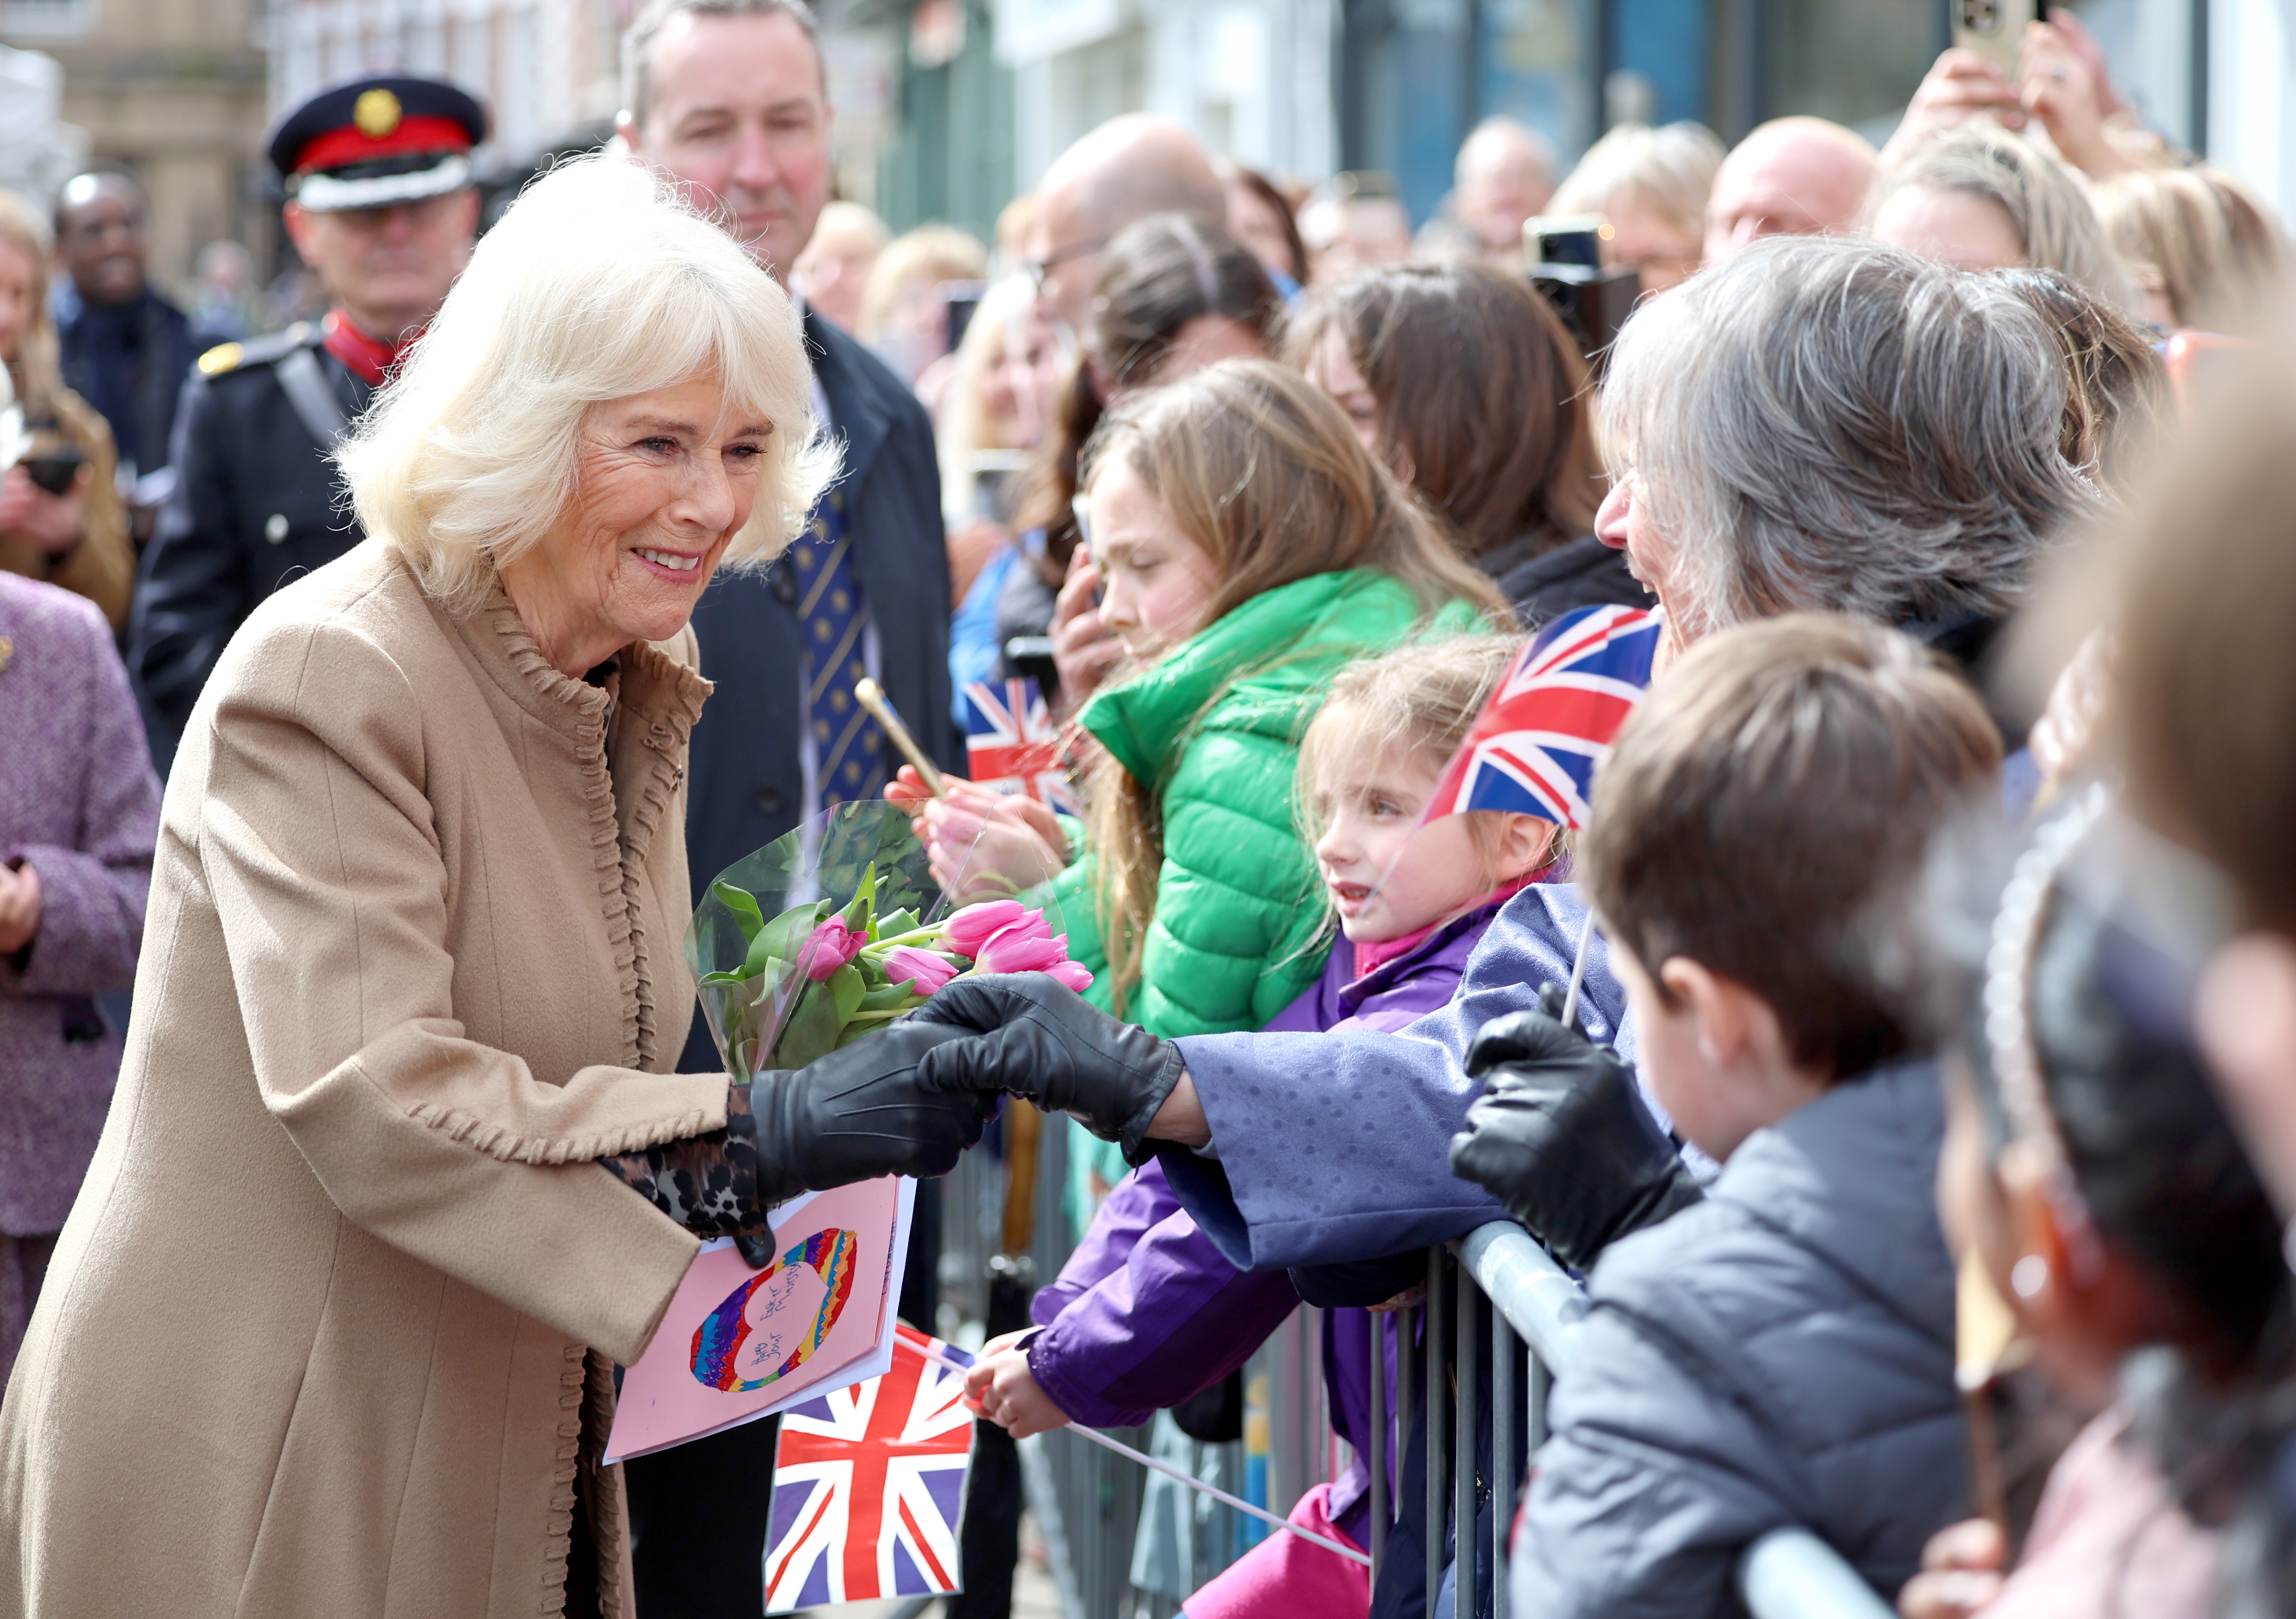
(687, 802), (1090, 1081)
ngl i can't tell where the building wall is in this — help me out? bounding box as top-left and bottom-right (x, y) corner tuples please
(0, 0), (270, 292)
(1000, 0), (1336, 194)
(269, 0), (623, 180)
(871, 0), (1016, 240)
(2208, 0), (2296, 220)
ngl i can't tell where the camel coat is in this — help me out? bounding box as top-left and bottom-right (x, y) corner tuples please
(0, 539), (734, 1616)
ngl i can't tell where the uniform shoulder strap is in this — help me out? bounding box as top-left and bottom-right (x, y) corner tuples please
(275, 340), (348, 449)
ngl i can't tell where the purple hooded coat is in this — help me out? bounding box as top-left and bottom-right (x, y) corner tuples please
(1025, 901), (1511, 1547)
(0, 574), (159, 1237)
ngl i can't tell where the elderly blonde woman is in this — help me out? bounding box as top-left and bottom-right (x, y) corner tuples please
(0, 156), (988, 1615)
(1867, 126), (2139, 313)
(1547, 120), (1726, 295)
(0, 190), (132, 630)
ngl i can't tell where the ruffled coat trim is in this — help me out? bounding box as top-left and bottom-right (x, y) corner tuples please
(457, 583), (711, 1077)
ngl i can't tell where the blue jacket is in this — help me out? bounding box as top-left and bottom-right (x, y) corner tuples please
(1513, 1057), (1966, 1617)
(1164, 882), (1635, 1270)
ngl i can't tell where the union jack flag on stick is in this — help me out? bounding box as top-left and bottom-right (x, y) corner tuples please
(763, 1323), (976, 1612)
(1425, 604), (1662, 831)
(963, 677), (1078, 814)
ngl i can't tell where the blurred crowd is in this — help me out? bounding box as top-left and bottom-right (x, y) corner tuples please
(6, 1), (2296, 1617)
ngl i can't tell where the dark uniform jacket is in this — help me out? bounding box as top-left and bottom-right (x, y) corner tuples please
(677, 309), (960, 1067)
(128, 322), (368, 755)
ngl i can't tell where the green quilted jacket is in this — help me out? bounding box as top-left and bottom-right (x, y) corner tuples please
(1045, 567), (1488, 1040)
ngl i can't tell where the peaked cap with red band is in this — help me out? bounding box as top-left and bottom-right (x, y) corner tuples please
(266, 75), (487, 214)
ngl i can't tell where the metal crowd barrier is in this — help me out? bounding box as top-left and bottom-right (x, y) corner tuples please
(1439, 1220), (1899, 1619)
(961, 1117), (1895, 1619)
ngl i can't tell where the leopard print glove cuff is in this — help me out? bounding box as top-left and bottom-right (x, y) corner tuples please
(600, 1084), (777, 1265)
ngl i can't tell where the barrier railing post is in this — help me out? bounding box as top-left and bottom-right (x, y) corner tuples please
(1491, 1295), (1515, 1619)
(1736, 1528), (1900, 1619)
(1368, 1310), (1387, 1576)
(1453, 1271), (1479, 1619)
(1424, 1247), (1448, 1619)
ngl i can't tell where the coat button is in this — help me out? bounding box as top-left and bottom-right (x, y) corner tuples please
(752, 785), (786, 814)
(264, 513), (289, 544)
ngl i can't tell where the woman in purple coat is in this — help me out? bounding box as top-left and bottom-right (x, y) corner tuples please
(0, 573), (159, 1377)
(963, 635), (1554, 1615)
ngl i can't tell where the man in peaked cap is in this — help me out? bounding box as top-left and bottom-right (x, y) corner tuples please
(128, 75), (484, 766)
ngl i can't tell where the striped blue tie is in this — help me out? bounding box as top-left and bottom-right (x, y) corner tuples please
(793, 488), (884, 807)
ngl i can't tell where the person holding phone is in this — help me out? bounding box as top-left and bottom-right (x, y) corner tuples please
(0, 191), (132, 633)
(1884, 7), (2168, 179)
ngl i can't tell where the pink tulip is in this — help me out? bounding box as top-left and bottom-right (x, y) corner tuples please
(973, 922), (1070, 975)
(941, 900), (1035, 958)
(882, 946), (962, 995)
(1047, 960), (1095, 992)
(794, 917), (863, 981)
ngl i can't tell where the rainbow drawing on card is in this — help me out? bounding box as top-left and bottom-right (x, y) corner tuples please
(691, 1228), (859, 1394)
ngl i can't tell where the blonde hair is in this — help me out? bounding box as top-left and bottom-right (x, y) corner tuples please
(855, 223), (987, 343)
(1294, 634), (1540, 923)
(1079, 359), (1508, 1006)
(1298, 633), (1520, 789)
(809, 200), (891, 259)
(2091, 165), (2290, 331)
(339, 154), (832, 611)
(1548, 121), (1726, 244)
(1867, 127), (2139, 314)
(936, 273), (1039, 523)
(0, 194), (58, 404)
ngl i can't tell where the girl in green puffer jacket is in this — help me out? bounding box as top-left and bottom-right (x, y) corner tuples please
(904, 359), (1506, 1217)
(1052, 358), (1507, 1040)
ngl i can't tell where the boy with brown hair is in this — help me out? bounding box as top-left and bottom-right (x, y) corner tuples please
(1451, 612), (2001, 1617)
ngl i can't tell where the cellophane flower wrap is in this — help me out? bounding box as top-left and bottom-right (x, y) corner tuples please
(687, 800), (1092, 1081)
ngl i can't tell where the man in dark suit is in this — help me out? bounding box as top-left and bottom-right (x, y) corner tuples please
(53, 170), (226, 532)
(615, 3), (963, 1612)
(620, 0), (960, 950)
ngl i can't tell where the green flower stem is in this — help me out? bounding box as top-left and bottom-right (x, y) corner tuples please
(866, 925), (947, 951)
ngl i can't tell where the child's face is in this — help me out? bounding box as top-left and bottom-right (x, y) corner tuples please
(1937, 1055), (2147, 1410)
(1611, 942), (1829, 1161)
(1938, 1054), (2020, 1310)
(1086, 459), (1222, 660)
(1312, 743), (1545, 943)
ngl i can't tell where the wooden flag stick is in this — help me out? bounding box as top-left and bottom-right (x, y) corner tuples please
(895, 1334), (1372, 1568)
(1559, 908), (1597, 1031)
(854, 677), (944, 798)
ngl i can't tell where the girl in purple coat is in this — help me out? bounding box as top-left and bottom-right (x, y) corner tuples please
(963, 634), (1555, 1616)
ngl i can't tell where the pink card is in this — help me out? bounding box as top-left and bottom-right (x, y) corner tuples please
(605, 1176), (914, 1463)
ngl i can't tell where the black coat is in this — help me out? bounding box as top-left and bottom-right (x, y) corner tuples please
(679, 313), (959, 1034)
(128, 323), (370, 758)
(56, 285), (216, 483)
(1478, 531), (1650, 630)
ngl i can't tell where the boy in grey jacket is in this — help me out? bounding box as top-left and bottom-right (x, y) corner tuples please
(1452, 613), (2004, 1616)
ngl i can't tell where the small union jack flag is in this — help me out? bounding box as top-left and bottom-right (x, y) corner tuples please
(964, 677), (1079, 815)
(1426, 604), (1662, 830)
(763, 1324), (976, 1613)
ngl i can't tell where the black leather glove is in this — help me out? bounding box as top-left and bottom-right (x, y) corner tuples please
(1447, 983), (1703, 1271)
(910, 973), (1187, 1165)
(603, 1020), (991, 1266)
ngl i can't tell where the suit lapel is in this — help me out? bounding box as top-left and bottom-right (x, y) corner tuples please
(805, 307), (889, 498)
